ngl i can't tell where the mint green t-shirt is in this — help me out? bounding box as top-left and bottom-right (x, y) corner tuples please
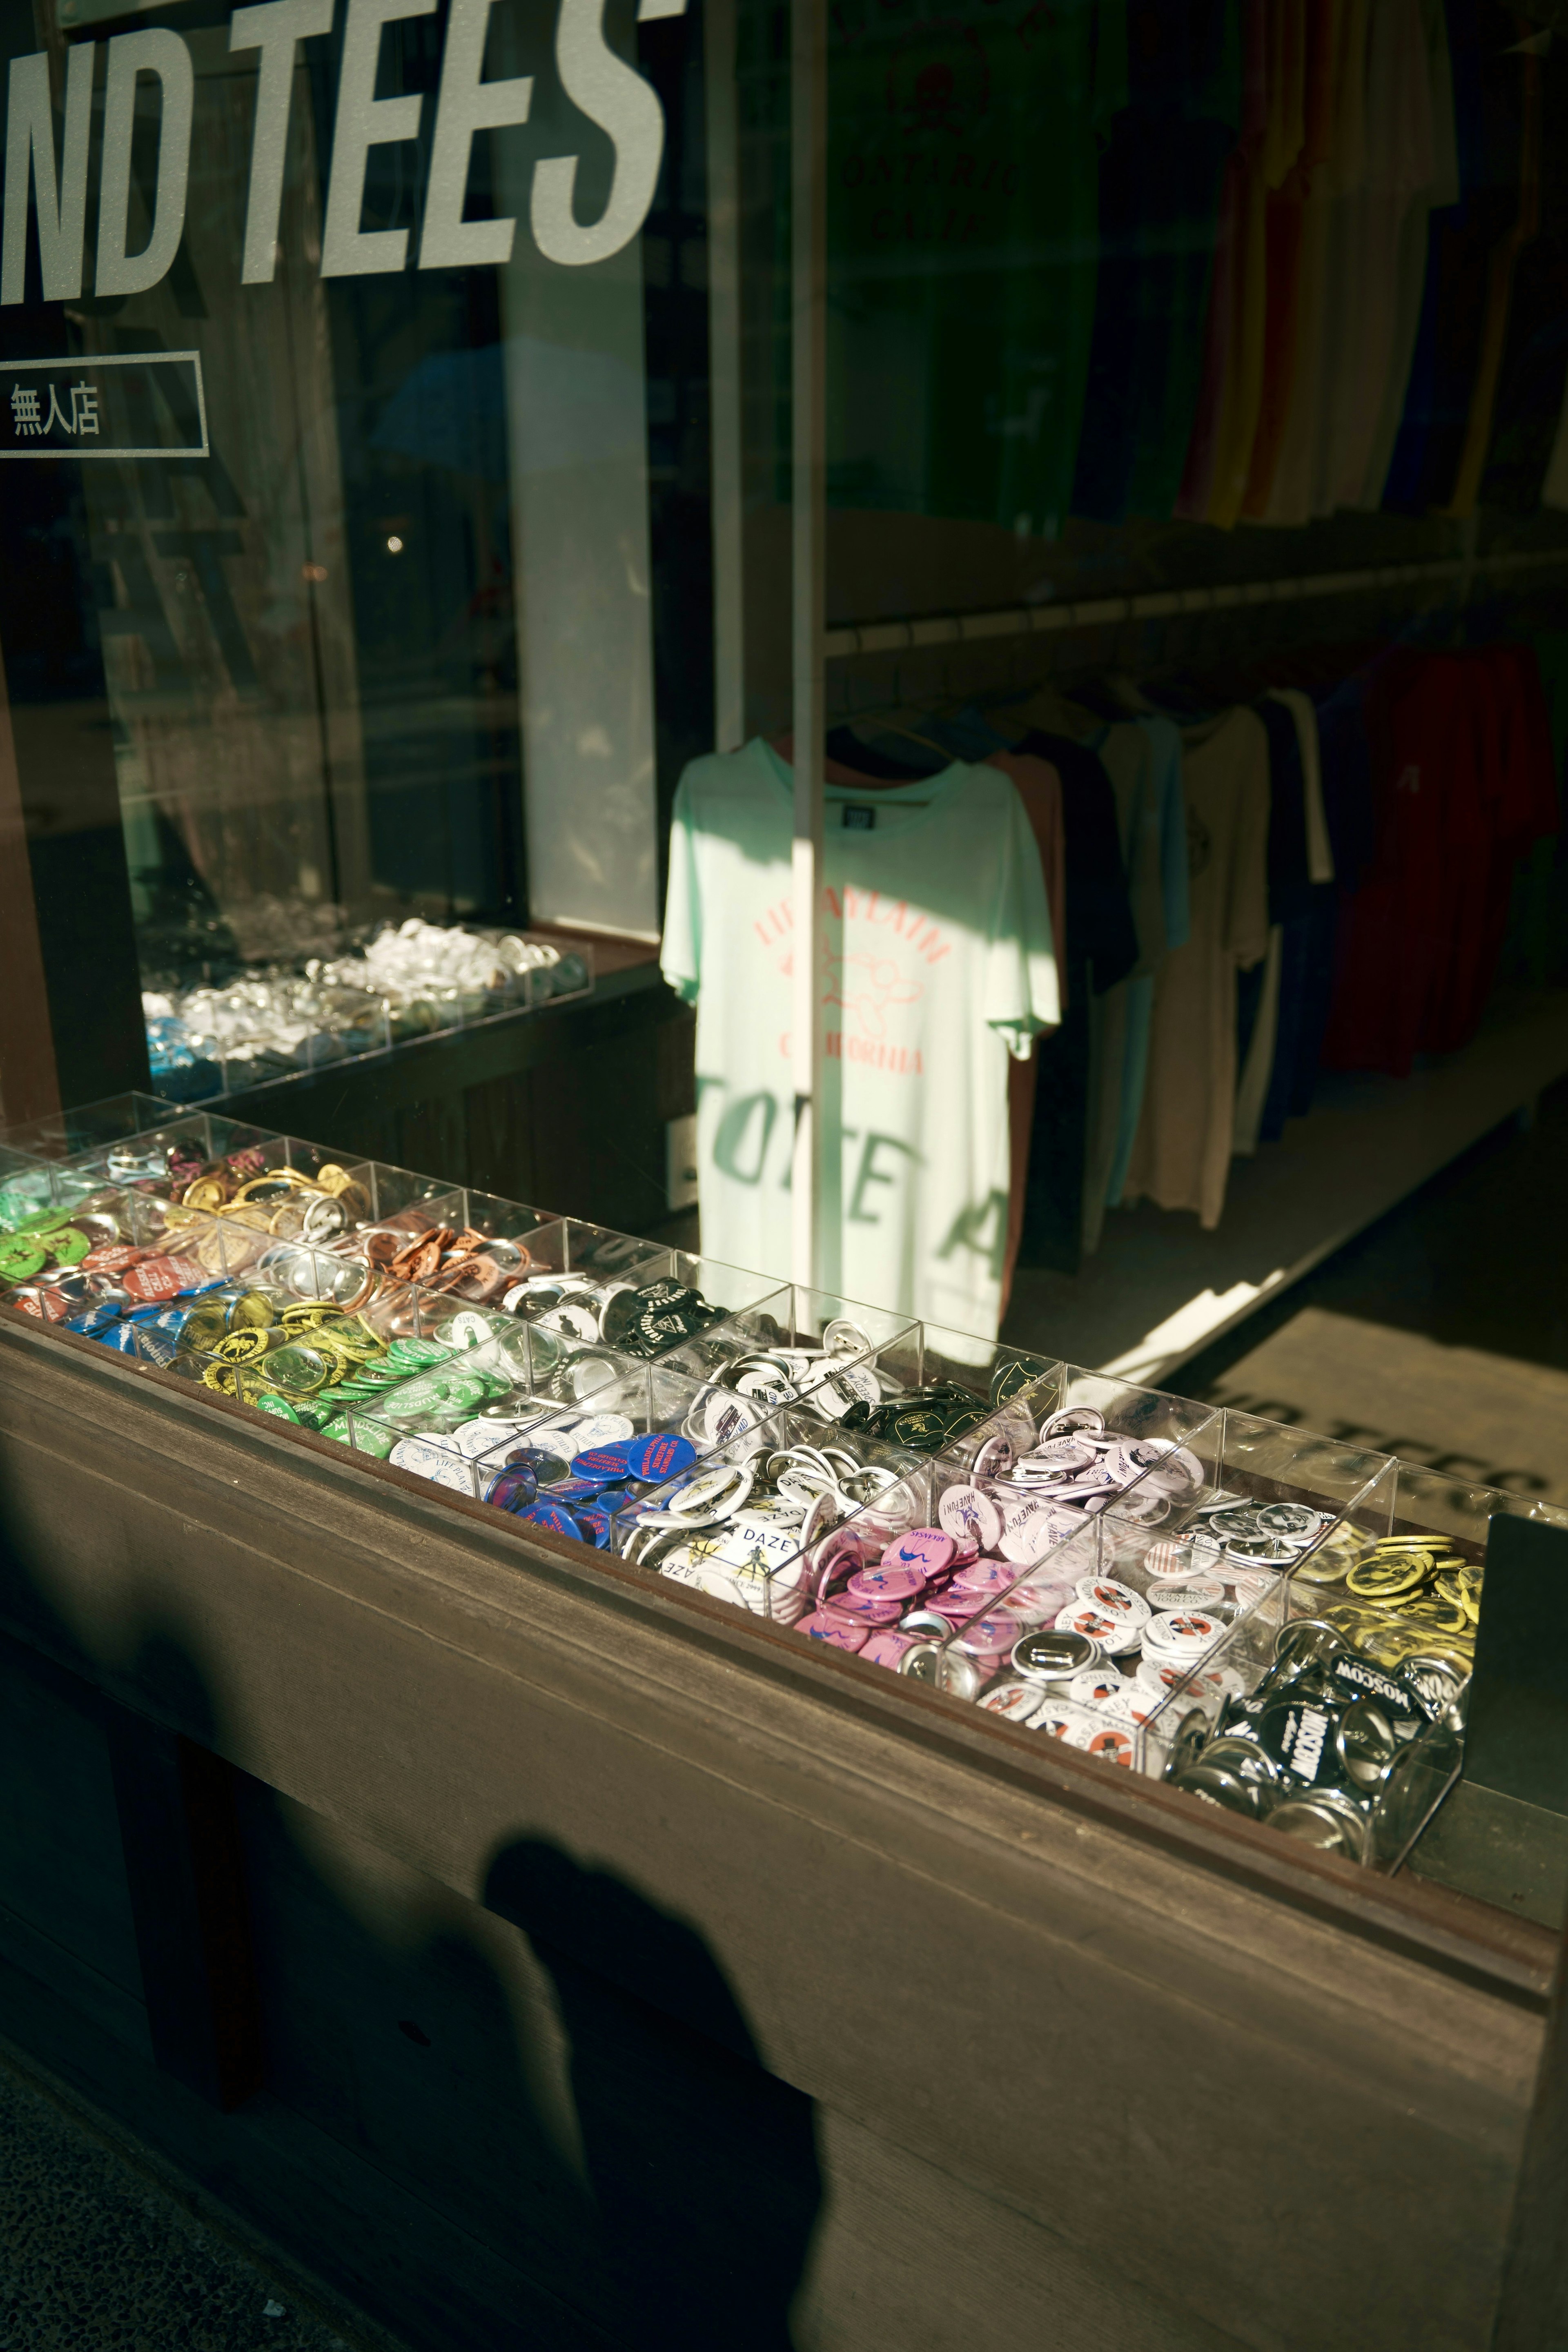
(824, 0), (1126, 534)
(661, 742), (1059, 1343)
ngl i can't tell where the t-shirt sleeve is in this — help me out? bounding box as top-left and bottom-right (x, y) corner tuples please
(984, 786), (1061, 1056)
(1226, 710), (1273, 971)
(659, 769), (703, 1005)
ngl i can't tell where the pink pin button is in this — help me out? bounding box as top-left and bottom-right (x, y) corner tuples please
(860, 1631), (919, 1670)
(947, 1560), (1016, 1599)
(882, 1528), (956, 1576)
(926, 1591), (984, 1622)
(955, 1610), (1025, 1656)
(851, 1561), (928, 1601)
(829, 1590), (905, 1626)
(799, 1612), (869, 1651)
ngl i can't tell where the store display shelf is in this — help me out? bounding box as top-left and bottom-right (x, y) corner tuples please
(1007, 985), (1568, 1386)
(11, 1104), (1568, 1897)
(144, 933), (595, 1108)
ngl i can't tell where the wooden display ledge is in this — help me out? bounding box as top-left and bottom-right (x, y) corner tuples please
(0, 1311), (1558, 2352)
(1005, 987), (1568, 1386)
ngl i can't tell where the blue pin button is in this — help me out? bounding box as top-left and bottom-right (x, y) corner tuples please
(521, 1500), (584, 1541)
(622, 1431), (697, 1482)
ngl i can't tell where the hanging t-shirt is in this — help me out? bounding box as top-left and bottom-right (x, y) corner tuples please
(1319, 0), (1439, 514)
(1240, 0), (1333, 519)
(1478, 25), (1568, 516)
(1071, 0), (1242, 524)
(661, 742), (1059, 1340)
(826, 0), (1125, 535)
(1358, 0), (1459, 506)
(1120, 708), (1270, 1229)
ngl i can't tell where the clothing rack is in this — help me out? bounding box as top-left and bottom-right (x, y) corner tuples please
(823, 545), (1568, 662)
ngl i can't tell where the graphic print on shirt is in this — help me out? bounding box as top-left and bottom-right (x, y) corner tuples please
(823, 947), (923, 1043)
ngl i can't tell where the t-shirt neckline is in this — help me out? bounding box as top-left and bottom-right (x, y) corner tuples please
(754, 738), (967, 837)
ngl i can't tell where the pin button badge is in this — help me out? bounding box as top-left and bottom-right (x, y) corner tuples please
(1040, 1405), (1105, 1440)
(1258, 1503), (1322, 1543)
(946, 1560), (1016, 1600)
(971, 1432), (1016, 1480)
(830, 1591), (905, 1626)
(849, 1562), (927, 1602)
(1257, 1698), (1342, 1786)
(1000, 1495), (1077, 1564)
(898, 1644), (980, 1699)
(1336, 1699), (1400, 1790)
(531, 1505), (597, 1543)
(1143, 1610), (1223, 1656)
(979, 1679), (1045, 1722)
(953, 1610), (1025, 1656)
(883, 1529), (956, 1577)
(1029, 1436), (1099, 1476)
(938, 1483), (1004, 1550)
(1065, 1666), (1127, 1708)
(1056, 1603), (1136, 1651)
(1145, 1576), (1226, 1612)
(1011, 1627), (1100, 1684)
(860, 1631), (919, 1671)
(1030, 1699), (1108, 1751)
(1073, 1576), (1151, 1627)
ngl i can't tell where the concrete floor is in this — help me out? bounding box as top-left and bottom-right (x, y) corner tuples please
(0, 2047), (402, 2352)
(3, 1087), (1563, 2350)
(1176, 1075), (1568, 1508)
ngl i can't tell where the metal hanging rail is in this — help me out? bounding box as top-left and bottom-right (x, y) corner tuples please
(822, 545), (1568, 662)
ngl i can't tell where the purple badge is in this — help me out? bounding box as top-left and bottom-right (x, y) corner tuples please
(955, 1610), (1025, 1655)
(860, 1631), (919, 1670)
(828, 1590), (905, 1626)
(798, 1613), (869, 1652)
(882, 1528), (956, 1577)
(848, 1562), (928, 1603)
(947, 1560), (1015, 1599)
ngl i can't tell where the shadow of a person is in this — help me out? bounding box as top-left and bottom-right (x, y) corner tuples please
(484, 1840), (822, 2352)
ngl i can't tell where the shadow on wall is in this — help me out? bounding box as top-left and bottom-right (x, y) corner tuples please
(0, 1521), (823, 2352)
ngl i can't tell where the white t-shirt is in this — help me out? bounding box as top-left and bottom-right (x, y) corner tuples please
(662, 741), (1059, 1341)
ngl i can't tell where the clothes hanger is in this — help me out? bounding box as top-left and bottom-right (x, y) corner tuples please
(996, 679), (1103, 739)
(838, 715), (951, 764)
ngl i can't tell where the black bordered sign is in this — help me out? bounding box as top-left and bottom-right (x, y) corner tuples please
(1, 350), (208, 459)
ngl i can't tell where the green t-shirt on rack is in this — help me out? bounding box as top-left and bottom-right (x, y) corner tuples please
(825, 0), (1126, 536)
(662, 741), (1060, 1343)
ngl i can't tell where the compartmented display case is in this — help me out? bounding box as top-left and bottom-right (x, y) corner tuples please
(4, 1100), (1560, 1898)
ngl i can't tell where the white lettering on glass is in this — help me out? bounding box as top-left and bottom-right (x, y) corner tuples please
(229, 0), (335, 284)
(96, 30), (195, 298)
(3, 0), (684, 302)
(531, 0), (671, 268)
(2, 45), (95, 305)
(419, 0), (532, 270)
(320, 0), (436, 278)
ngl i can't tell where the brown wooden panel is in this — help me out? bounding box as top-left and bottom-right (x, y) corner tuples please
(464, 1070), (543, 1206)
(0, 1319), (1552, 2352)
(0, 1635), (149, 2057)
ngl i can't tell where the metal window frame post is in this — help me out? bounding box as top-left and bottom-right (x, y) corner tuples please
(789, 0), (826, 1290)
(705, 0), (746, 755)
